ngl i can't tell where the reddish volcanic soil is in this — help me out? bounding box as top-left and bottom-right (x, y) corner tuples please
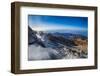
(74, 38), (88, 53)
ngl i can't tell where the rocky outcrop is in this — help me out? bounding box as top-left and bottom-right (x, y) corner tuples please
(28, 26), (37, 44)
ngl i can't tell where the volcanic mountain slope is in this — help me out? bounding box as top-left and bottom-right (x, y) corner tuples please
(28, 26), (88, 60)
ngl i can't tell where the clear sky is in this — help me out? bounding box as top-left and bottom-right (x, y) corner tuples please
(28, 15), (88, 35)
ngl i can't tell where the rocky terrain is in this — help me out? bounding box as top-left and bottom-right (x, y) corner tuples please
(28, 26), (88, 60)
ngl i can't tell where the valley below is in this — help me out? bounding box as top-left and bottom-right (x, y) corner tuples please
(28, 26), (88, 60)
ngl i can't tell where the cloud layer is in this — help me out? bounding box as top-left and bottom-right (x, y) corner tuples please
(31, 24), (87, 32)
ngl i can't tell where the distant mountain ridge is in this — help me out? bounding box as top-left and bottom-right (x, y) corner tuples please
(52, 32), (87, 40)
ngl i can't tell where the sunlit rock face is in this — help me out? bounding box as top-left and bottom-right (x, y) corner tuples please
(28, 26), (88, 60)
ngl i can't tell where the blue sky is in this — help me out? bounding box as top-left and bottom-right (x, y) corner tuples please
(28, 15), (88, 36)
